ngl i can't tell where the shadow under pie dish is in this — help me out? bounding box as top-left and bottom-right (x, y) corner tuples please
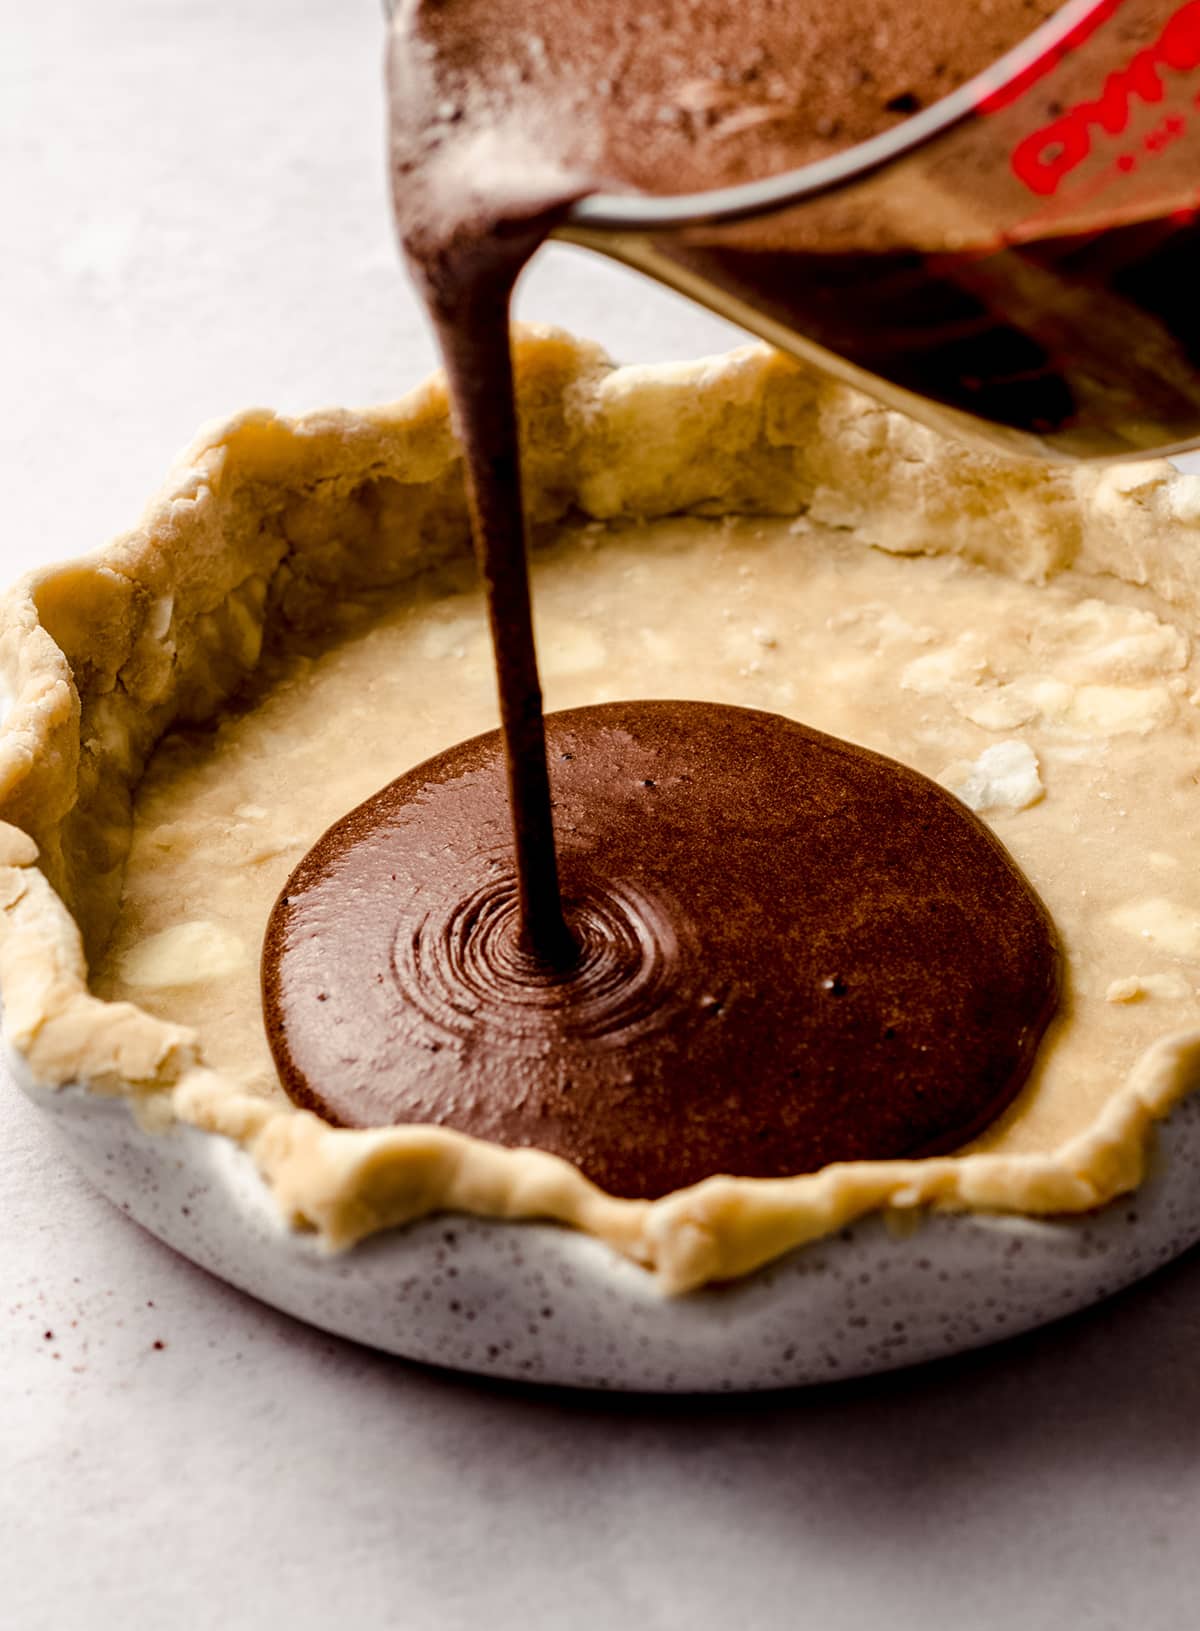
(5, 328), (1200, 1390)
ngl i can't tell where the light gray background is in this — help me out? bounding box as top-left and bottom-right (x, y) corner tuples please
(5, 3), (1200, 1626)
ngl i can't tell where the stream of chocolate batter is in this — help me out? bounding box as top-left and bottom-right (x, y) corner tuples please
(261, 0), (1065, 1193)
(385, 0), (1066, 956)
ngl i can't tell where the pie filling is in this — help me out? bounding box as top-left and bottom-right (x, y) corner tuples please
(93, 511), (1200, 1182)
(261, 698), (1057, 1197)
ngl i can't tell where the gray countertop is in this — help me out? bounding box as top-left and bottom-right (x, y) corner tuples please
(5, 4), (1200, 1626)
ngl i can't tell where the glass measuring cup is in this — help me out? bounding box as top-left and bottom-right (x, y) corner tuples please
(549, 0), (1200, 462)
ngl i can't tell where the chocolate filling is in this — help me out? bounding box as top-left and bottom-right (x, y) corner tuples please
(385, 0), (1065, 201)
(263, 702), (1059, 1198)
(262, 0), (1064, 1187)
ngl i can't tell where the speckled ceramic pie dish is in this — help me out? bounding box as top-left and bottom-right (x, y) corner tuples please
(5, 329), (1200, 1390)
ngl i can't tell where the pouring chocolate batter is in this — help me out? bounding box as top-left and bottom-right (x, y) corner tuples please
(261, 0), (1064, 1196)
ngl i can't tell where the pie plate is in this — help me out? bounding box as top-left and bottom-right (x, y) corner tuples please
(5, 330), (1200, 1390)
(12, 1066), (1200, 1391)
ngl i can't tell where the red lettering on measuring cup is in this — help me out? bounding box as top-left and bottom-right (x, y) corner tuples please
(1010, 0), (1200, 194)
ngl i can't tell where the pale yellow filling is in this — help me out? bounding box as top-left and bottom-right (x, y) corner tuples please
(93, 513), (1200, 1165)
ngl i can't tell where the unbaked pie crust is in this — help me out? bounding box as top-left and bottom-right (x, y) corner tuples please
(4, 328), (1200, 1293)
